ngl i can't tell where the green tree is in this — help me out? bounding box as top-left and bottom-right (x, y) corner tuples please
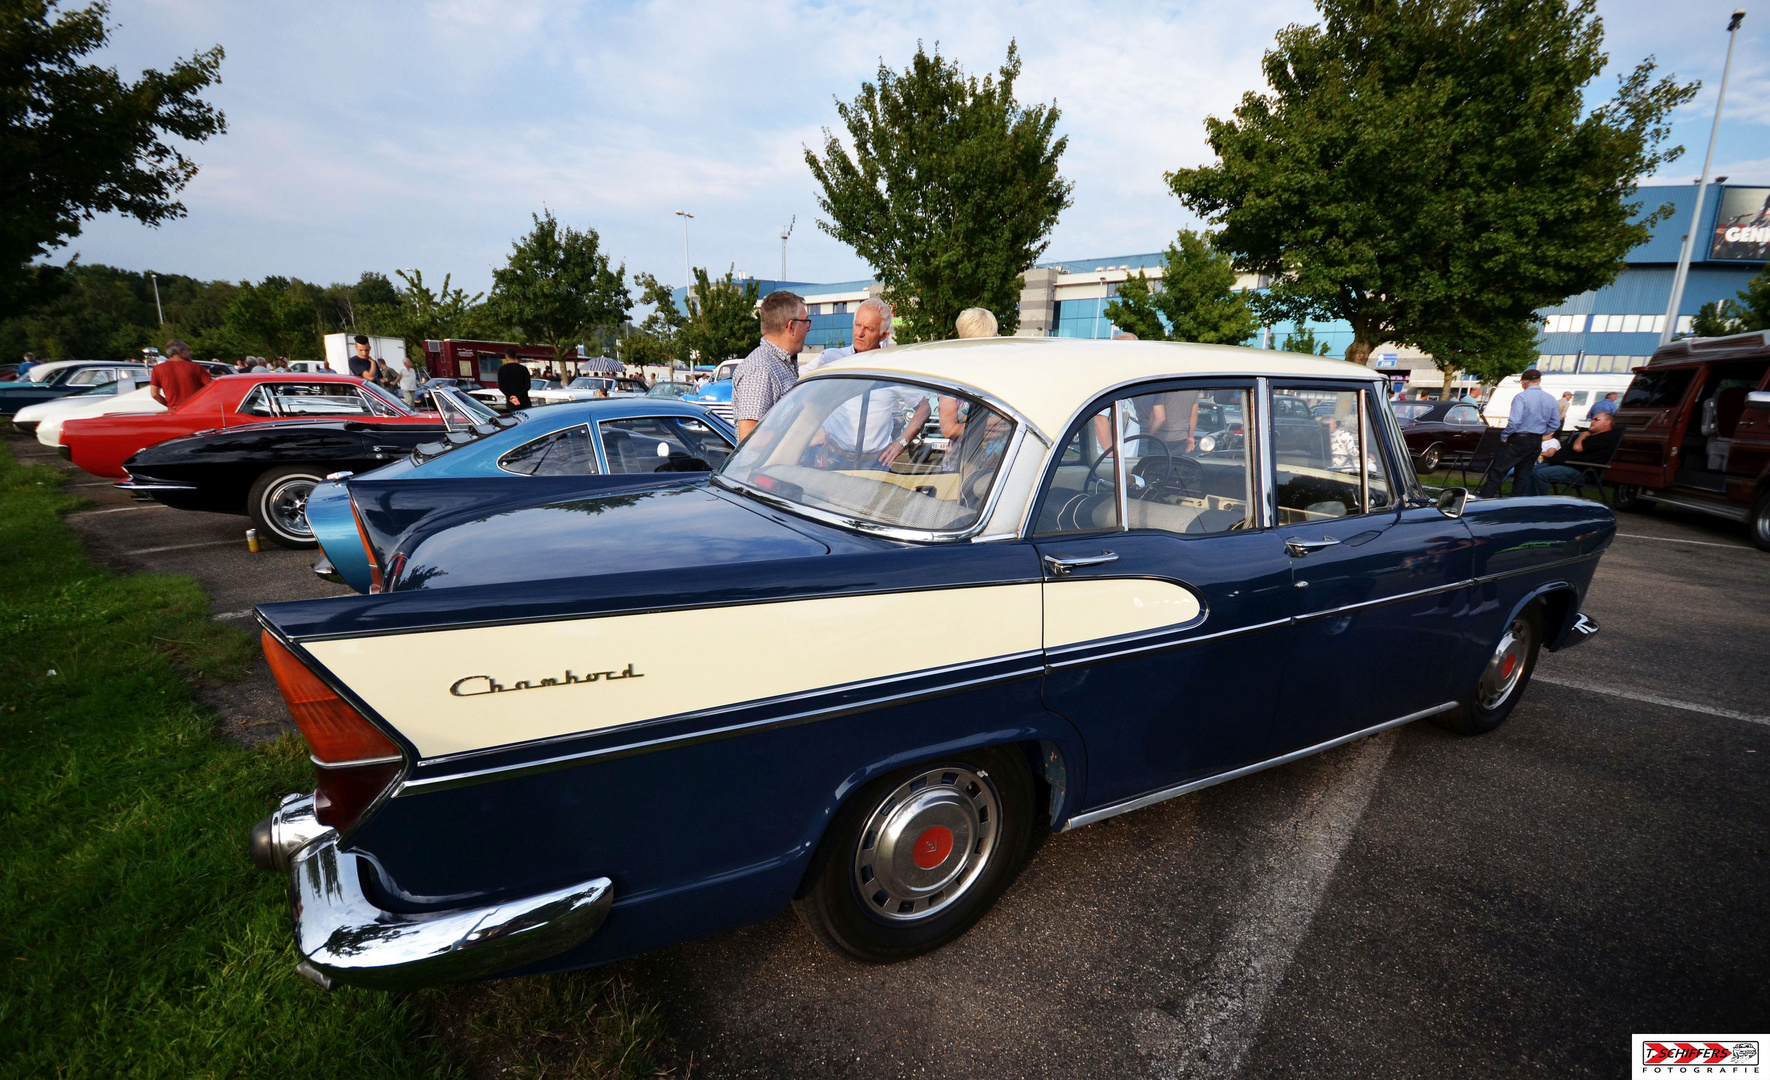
(1101, 232), (1260, 344)
(356, 269), (486, 370)
(679, 267), (759, 364)
(1168, 0), (1697, 380)
(219, 276), (323, 358)
(618, 272), (687, 371)
(1689, 300), (1738, 338)
(1281, 325), (1333, 356)
(805, 42), (1072, 341)
(2, 2), (226, 306)
(486, 210), (631, 359)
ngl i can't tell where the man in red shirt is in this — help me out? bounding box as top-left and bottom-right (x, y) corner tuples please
(148, 339), (213, 409)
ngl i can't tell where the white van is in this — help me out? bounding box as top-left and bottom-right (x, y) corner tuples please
(1483, 372), (1635, 429)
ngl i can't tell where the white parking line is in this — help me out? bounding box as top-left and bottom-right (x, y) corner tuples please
(1615, 533), (1747, 550)
(212, 609), (256, 621)
(1137, 733), (1397, 1080)
(1532, 673), (1769, 727)
(130, 539), (240, 555)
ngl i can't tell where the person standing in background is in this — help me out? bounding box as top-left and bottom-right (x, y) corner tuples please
(399, 362), (418, 407)
(348, 336), (374, 378)
(804, 298), (891, 373)
(148, 340), (212, 409)
(497, 349), (532, 410)
(733, 291), (810, 441)
(1558, 391), (1573, 427)
(1589, 392), (1620, 419)
(1478, 369), (1559, 498)
(16, 352), (40, 379)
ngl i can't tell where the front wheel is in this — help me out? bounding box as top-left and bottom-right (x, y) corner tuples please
(1610, 483), (1645, 511)
(1435, 607), (1542, 736)
(793, 746), (1036, 962)
(1417, 444), (1442, 473)
(247, 467), (324, 549)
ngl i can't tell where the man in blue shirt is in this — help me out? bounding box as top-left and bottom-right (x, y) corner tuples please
(1479, 369), (1560, 498)
(1588, 391), (1620, 419)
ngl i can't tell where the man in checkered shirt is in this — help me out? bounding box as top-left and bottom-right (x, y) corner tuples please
(733, 291), (811, 440)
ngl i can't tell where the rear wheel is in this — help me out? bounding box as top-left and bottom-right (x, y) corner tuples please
(793, 746), (1036, 962)
(247, 467), (324, 549)
(1435, 606), (1542, 736)
(1417, 444), (1442, 473)
(1611, 483), (1645, 511)
(1750, 490), (1770, 552)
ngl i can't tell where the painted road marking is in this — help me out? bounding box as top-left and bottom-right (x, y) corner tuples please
(1533, 673), (1769, 727)
(1615, 533), (1747, 550)
(1137, 733), (1397, 1080)
(72, 503), (166, 514)
(212, 609), (256, 621)
(131, 539), (241, 555)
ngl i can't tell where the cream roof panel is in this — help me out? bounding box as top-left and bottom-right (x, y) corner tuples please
(804, 337), (1379, 440)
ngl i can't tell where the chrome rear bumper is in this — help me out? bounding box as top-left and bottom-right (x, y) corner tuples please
(113, 479), (198, 491)
(251, 793), (614, 990)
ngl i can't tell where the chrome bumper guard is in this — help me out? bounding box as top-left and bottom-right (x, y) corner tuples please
(113, 479), (198, 491)
(285, 821), (613, 991)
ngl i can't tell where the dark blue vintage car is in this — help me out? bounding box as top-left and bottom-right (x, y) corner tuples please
(248, 339), (1610, 989)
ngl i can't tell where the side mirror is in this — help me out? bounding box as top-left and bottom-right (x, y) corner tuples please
(1436, 486), (1467, 519)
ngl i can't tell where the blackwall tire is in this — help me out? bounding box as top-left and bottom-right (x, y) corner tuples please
(792, 746), (1036, 963)
(1750, 490), (1770, 553)
(247, 467), (324, 549)
(1418, 444), (1442, 473)
(1611, 484), (1645, 512)
(1434, 605), (1542, 736)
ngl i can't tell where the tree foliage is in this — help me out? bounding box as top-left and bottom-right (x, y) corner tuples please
(806, 42), (1072, 341)
(1102, 231), (1260, 345)
(1690, 267), (1770, 336)
(1281, 325), (1333, 356)
(2, 1), (226, 305)
(618, 272), (687, 369)
(678, 267), (760, 364)
(1168, 0), (1698, 377)
(486, 210), (630, 360)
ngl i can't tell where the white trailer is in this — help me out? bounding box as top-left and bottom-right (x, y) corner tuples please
(1483, 372), (1635, 430)
(321, 334), (409, 375)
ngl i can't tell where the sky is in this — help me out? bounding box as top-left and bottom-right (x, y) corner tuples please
(65, 0), (1770, 298)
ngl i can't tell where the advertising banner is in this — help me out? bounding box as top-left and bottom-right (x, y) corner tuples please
(1708, 187), (1770, 261)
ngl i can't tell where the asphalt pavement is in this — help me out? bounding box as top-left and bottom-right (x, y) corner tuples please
(14, 429), (1766, 1079)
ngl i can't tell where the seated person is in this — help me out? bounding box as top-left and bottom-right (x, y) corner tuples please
(1532, 411), (1623, 495)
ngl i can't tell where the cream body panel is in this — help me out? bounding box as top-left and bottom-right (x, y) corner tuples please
(303, 584), (1043, 759)
(1043, 577), (1203, 649)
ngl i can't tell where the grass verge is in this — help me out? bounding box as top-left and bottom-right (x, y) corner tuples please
(0, 443), (671, 1079)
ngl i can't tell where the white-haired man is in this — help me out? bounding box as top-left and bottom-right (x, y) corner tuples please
(806, 298), (928, 465)
(955, 307), (997, 338)
(805, 298), (892, 372)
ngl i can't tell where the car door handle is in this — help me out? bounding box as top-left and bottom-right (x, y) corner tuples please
(1044, 551), (1119, 576)
(1284, 536), (1342, 557)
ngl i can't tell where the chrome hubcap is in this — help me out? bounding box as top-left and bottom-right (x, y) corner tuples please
(1478, 619), (1531, 711)
(266, 477), (318, 539)
(1755, 503), (1770, 545)
(852, 766), (999, 922)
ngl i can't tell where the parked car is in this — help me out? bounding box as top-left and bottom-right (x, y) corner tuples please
(33, 386), (165, 448)
(244, 338), (1613, 990)
(12, 374), (149, 434)
(1392, 399), (1491, 472)
(307, 389), (737, 591)
(523, 375), (650, 406)
(685, 377), (734, 424)
(1605, 329), (1770, 549)
(0, 362), (149, 416)
(59, 374), (421, 480)
(114, 397), (453, 548)
(645, 381), (696, 400)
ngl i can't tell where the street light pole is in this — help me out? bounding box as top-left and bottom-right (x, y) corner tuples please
(1659, 9), (1746, 347)
(674, 210), (694, 287)
(150, 272), (165, 326)
(780, 215), (794, 282)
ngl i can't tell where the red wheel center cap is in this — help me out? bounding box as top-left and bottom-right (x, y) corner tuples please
(911, 825), (955, 870)
(1501, 654), (1517, 679)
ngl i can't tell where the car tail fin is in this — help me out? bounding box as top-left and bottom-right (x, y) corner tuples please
(262, 630), (403, 832)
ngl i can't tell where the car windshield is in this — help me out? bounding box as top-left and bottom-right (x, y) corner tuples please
(1391, 402), (1434, 420)
(718, 376), (1016, 535)
(570, 377), (611, 389)
(413, 387), (521, 461)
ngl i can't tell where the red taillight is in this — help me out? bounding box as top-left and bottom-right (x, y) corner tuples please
(350, 498), (383, 593)
(262, 631), (403, 831)
(262, 632), (400, 765)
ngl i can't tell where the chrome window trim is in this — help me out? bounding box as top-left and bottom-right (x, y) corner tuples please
(1063, 700), (1460, 830)
(1254, 376), (1276, 528)
(714, 422), (1033, 544)
(1111, 398), (1130, 531)
(1357, 389), (1371, 511)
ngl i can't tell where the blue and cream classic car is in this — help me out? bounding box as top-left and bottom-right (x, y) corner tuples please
(249, 338), (1610, 989)
(306, 388), (736, 592)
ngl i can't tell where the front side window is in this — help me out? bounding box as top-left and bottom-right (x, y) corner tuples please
(1271, 386), (1393, 522)
(1036, 386), (1254, 536)
(1620, 369), (1694, 410)
(1447, 405), (1481, 425)
(239, 382), (381, 417)
(720, 376), (1014, 534)
(499, 425), (599, 475)
(67, 368), (111, 386)
(600, 416), (734, 473)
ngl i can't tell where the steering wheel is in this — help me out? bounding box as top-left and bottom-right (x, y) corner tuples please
(1088, 434), (1203, 495)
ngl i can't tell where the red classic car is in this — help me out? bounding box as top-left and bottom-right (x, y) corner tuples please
(60, 374), (432, 479)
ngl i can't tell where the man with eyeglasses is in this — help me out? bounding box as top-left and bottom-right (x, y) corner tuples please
(733, 290), (810, 440)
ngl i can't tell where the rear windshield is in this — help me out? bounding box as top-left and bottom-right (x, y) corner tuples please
(1390, 402), (1434, 420)
(1620, 370), (1695, 410)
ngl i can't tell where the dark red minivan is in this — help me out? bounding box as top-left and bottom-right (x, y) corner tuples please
(1608, 330), (1770, 550)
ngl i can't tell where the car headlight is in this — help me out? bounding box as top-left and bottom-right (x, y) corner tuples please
(1197, 435), (1216, 454)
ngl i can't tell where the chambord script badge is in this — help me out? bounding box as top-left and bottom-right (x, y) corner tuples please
(449, 664), (643, 698)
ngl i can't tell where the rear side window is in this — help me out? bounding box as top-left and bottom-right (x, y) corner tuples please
(499, 425), (599, 475)
(600, 416), (734, 473)
(1621, 370), (1694, 409)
